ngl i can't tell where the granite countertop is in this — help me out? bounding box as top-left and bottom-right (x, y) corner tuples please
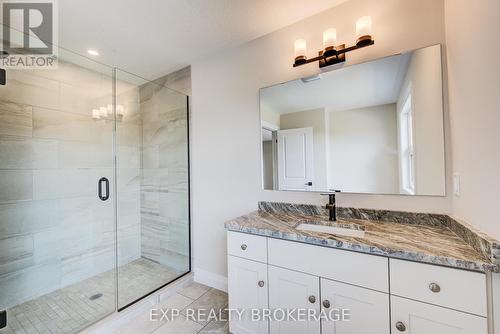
(224, 202), (500, 273)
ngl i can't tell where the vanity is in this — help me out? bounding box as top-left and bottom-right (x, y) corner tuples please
(228, 43), (500, 333)
(225, 202), (500, 334)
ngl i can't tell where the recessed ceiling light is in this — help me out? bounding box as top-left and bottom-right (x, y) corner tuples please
(87, 49), (99, 56)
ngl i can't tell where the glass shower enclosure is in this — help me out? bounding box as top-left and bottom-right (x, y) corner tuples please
(0, 42), (190, 333)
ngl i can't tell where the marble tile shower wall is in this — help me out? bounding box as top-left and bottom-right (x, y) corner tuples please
(0, 62), (142, 309)
(138, 68), (190, 273)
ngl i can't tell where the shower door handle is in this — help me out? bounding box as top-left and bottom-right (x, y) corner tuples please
(0, 310), (6, 329)
(98, 177), (110, 201)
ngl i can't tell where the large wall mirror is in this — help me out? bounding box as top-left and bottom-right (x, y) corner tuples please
(260, 44), (445, 196)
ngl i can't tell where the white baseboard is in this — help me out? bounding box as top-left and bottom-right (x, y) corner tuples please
(194, 268), (228, 292)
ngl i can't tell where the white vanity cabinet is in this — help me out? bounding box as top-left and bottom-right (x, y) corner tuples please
(391, 296), (488, 334)
(226, 231), (489, 334)
(268, 266), (320, 334)
(320, 279), (390, 334)
(227, 256), (269, 334)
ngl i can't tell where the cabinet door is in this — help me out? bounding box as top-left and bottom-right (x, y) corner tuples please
(268, 265), (320, 334)
(391, 296), (487, 334)
(321, 279), (389, 334)
(228, 256), (269, 334)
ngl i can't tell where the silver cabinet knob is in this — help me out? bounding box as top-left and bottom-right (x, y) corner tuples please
(258, 280), (265, 287)
(308, 295), (316, 304)
(322, 300), (331, 308)
(429, 282), (441, 293)
(395, 321), (406, 332)
(240, 244), (247, 250)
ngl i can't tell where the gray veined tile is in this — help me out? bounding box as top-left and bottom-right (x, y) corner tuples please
(113, 308), (163, 334)
(57, 140), (113, 169)
(33, 107), (113, 143)
(0, 234), (34, 275)
(116, 121), (142, 147)
(0, 170), (33, 203)
(0, 100), (33, 137)
(199, 319), (230, 334)
(142, 145), (160, 169)
(0, 261), (61, 309)
(148, 66), (191, 97)
(177, 282), (211, 301)
(117, 145), (141, 169)
(59, 81), (110, 116)
(182, 289), (228, 326)
(117, 168), (141, 193)
(0, 199), (60, 237)
(32, 170), (88, 200)
(33, 228), (64, 264)
(0, 137), (58, 169)
(157, 293), (193, 311)
(0, 70), (60, 110)
(152, 314), (202, 334)
(159, 192), (189, 221)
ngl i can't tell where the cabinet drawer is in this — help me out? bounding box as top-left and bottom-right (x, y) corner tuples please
(268, 238), (389, 292)
(227, 231), (267, 263)
(390, 259), (487, 316)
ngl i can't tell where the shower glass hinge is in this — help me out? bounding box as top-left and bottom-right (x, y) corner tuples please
(0, 310), (6, 329)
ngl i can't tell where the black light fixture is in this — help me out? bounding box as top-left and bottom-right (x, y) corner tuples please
(293, 16), (374, 68)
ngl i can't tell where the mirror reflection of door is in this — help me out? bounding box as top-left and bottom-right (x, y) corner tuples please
(277, 127), (315, 191)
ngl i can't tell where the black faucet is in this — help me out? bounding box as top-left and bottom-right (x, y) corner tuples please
(322, 192), (340, 221)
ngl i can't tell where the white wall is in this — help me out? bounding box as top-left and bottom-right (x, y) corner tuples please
(191, 0), (450, 288)
(262, 140), (274, 189)
(261, 103), (281, 128)
(329, 104), (398, 194)
(445, 0), (500, 240)
(280, 108), (329, 191)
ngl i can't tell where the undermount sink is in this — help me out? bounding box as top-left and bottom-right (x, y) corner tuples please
(296, 221), (366, 238)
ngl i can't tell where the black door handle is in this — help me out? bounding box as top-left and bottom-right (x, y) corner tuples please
(0, 310), (6, 329)
(98, 177), (109, 201)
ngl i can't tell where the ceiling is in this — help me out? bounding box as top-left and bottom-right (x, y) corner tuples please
(57, 0), (349, 80)
(260, 52), (411, 114)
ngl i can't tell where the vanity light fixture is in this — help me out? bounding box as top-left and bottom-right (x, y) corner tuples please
(293, 16), (374, 68)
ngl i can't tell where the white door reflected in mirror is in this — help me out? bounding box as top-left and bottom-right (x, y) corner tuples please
(276, 127), (315, 191)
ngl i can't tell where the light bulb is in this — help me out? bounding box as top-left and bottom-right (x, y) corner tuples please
(294, 39), (307, 58)
(323, 28), (337, 49)
(116, 105), (124, 117)
(356, 16), (373, 46)
(92, 109), (100, 120)
(294, 39), (307, 66)
(99, 107), (107, 118)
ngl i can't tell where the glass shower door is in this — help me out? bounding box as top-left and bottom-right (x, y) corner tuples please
(115, 69), (190, 310)
(0, 25), (191, 333)
(0, 45), (116, 333)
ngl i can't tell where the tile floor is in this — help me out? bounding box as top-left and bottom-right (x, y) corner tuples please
(113, 282), (229, 334)
(1, 258), (186, 334)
